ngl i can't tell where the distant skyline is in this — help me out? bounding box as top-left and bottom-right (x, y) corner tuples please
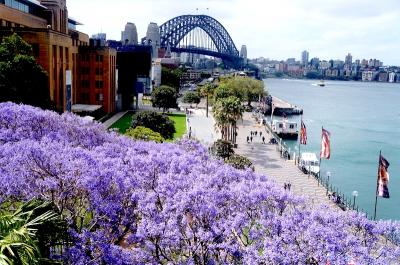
(68, 0), (400, 65)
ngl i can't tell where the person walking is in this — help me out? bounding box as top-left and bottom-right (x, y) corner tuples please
(262, 136), (265, 144)
(255, 131), (258, 136)
(247, 136), (250, 143)
(260, 131), (262, 137)
(250, 136), (253, 142)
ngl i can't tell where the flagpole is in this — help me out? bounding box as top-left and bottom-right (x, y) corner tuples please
(373, 150), (381, 221)
(318, 126), (323, 185)
(298, 115), (302, 165)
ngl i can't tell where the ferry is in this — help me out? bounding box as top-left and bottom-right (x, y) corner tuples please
(318, 80), (325, 87)
(271, 120), (298, 139)
(299, 152), (320, 176)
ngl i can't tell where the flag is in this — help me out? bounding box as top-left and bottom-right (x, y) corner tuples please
(320, 128), (331, 159)
(300, 120), (307, 145)
(377, 154), (390, 198)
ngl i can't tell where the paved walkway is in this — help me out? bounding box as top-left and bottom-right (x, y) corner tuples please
(187, 108), (220, 146)
(236, 112), (337, 208)
(102, 111), (128, 128)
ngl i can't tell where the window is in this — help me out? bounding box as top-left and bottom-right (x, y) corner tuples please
(289, 124), (294, 129)
(80, 67), (89, 75)
(96, 55), (103, 62)
(96, 93), (104, 101)
(95, 68), (103, 75)
(81, 80), (89, 88)
(5, 0), (29, 13)
(95, 80), (103, 88)
(279, 124), (283, 128)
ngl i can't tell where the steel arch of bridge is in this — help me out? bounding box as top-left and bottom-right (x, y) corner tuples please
(159, 15), (241, 65)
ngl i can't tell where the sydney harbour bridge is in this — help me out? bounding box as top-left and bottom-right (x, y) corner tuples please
(142, 15), (245, 69)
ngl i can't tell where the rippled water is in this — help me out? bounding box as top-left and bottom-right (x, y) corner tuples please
(264, 78), (400, 220)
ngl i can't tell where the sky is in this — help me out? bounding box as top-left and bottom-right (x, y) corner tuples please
(67, 0), (400, 65)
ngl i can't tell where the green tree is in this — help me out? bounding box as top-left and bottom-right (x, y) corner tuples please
(0, 200), (58, 265)
(125, 126), (165, 143)
(211, 139), (234, 160)
(182, 91), (200, 106)
(152, 85), (178, 112)
(0, 33), (50, 109)
(226, 154), (254, 171)
(200, 83), (215, 117)
(213, 96), (243, 143)
(131, 111), (176, 139)
(161, 67), (183, 91)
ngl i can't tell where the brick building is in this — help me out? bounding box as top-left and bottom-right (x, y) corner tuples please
(0, 0), (117, 114)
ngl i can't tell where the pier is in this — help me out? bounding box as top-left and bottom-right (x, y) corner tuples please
(264, 96), (303, 116)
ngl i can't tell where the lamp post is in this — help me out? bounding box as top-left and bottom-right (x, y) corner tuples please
(326, 171), (331, 195)
(352, 190), (358, 210)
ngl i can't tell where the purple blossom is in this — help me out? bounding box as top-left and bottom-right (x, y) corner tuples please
(0, 102), (399, 264)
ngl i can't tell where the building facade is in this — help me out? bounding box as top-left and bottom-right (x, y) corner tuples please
(0, 0), (117, 114)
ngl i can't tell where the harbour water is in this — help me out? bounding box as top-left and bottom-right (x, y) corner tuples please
(264, 78), (400, 220)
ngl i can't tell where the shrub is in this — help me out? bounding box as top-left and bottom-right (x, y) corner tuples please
(131, 111), (175, 139)
(125, 126), (164, 143)
(226, 154), (254, 170)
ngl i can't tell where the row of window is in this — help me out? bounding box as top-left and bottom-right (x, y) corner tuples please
(4, 0), (29, 13)
(80, 54), (104, 62)
(80, 93), (104, 102)
(80, 67), (103, 76)
(81, 80), (103, 88)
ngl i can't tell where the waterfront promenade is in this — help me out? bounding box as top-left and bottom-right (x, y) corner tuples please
(190, 108), (337, 208)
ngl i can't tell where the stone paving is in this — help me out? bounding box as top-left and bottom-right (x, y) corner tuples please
(235, 112), (337, 208)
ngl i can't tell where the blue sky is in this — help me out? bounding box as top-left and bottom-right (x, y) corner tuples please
(68, 0), (400, 65)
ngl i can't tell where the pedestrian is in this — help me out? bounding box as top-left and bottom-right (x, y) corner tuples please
(250, 131), (253, 136)
(288, 183), (291, 191)
(250, 136), (253, 142)
(262, 136), (265, 144)
(255, 131), (258, 136)
(246, 136), (250, 143)
(260, 131), (262, 137)
(284, 183), (287, 190)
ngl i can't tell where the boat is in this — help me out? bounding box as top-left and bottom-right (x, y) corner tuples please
(271, 119), (298, 139)
(318, 80), (325, 87)
(299, 152), (320, 176)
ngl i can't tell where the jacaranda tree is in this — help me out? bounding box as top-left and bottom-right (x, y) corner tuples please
(0, 102), (399, 264)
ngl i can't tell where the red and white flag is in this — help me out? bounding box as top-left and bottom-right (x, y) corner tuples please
(300, 120), (307, 145)
(377, 154), (390, 198)
(320, 128), (331, 159)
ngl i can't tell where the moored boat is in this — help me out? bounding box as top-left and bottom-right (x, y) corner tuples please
(299, 152), (320, 176)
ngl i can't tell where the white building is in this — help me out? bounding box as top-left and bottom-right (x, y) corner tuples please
(146, 22), (161, 58)
(388, 72), (396, 83)
(151, 59), (162, 89)
(362, 71), (377, 81)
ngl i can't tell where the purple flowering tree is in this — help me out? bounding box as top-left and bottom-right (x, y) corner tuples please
(0, 102), (399, 264)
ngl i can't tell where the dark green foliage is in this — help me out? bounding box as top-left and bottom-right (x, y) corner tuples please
(0, 33), (50, 109)
(161, 67), (182, 90)
(211, 139), (234, 160)
(131, 111), (176, 139)
(151, 85), (178, 112)
(125, 126), (165, 143)
(305, 71), (322, 79)
(226, 154), (254, 171)
(182, 91), (200, 105)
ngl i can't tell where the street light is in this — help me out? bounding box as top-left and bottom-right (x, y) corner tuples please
(326, 171), (331, 195)
(352, 190), (359, 210)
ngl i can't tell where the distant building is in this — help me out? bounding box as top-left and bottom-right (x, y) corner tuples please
(388, 72), (396, 83)
(378, 72), (388, 82)
(286, 58), (296, 65)
(301, 50), (309, 66)
(146, 22), (160, 59)
(319, 60), (330, 70)
(151, 59), (162, 88)
(362, 71), (377, 81)
(92, 33), (106, 46)
(345, 53), (352, 66)
(121, 22), (138, 45)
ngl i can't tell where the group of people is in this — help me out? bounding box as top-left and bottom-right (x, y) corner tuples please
(246, 130), (266, 144)
(284, 182), (292, 191)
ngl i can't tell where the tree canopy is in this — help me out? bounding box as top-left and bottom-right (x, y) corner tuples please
(182, 91), (200, 105)
(131, 111), (175, 139)
(0, 102), (400, 264)
(151, 85), (178, 112)
(0, 34), (50, 109)
(161, 67), (182, 90)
